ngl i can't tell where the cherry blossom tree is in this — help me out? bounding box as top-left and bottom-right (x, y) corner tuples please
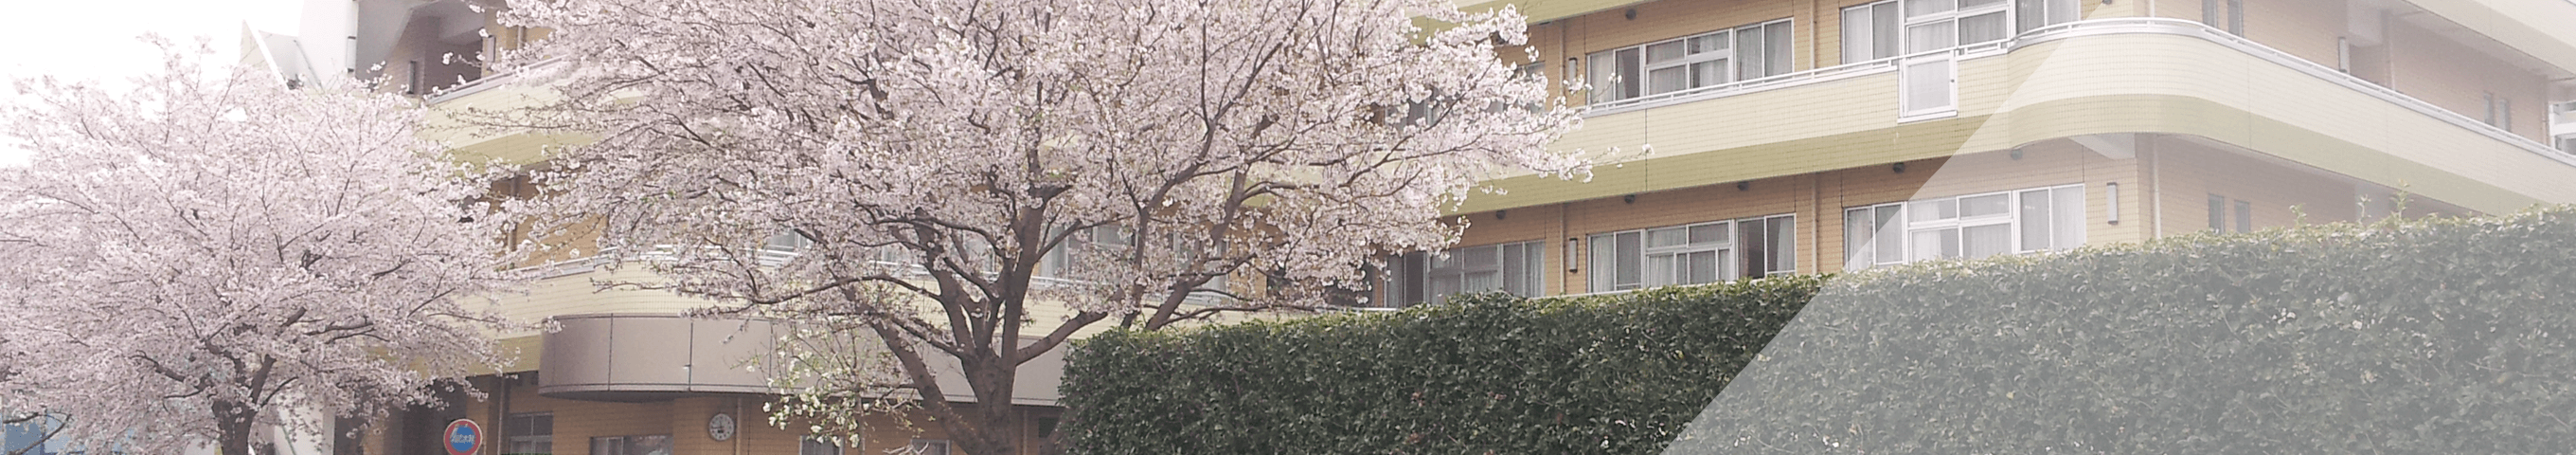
(0, 45), (521, 455)
(490, 0), (1584, 453)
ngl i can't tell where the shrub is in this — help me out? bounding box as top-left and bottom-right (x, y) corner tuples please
(1066, 207), (2576, 454)
(1668, 207), (2576, 453)
(1061, 276), (1820, 454)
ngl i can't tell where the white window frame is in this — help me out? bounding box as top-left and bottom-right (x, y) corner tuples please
(906, 439), (953, 455)
(589, 434), (671, 455)
(1735, 19), (1796, 82)
(1588, 214), (1796, 293)
(1404, 240), (1546, 305)
(506, 412), (553, 455)
(2013, 0), (2081, 34)
(1845, 184), (2084, 269)
(1898, 56), (1959, 120)
(1843, 1), (1904, 64)
(799, 436), (848, 455)
(1851, 0), (2070, 64)
(2484, 92), (2513, 133)
(1741, 213), (1799, 277)
(1901, 0), (2012, 55)
(1639, 221), (1736, 288)
(1638, 29), (1736, 97)
(1588, 19), (1793, 104)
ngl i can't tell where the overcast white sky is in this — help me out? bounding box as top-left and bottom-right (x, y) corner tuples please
(0, 0), (305, 166)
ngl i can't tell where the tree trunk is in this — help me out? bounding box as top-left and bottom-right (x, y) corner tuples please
(213, 400), (258, 455)
(952, 358), (1023, 455)
(872, 323), (1023, 455)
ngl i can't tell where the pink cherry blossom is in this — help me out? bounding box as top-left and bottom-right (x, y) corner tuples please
(490, 1), (1585, 453)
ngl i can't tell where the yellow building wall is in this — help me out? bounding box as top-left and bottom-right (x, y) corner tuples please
(2144, 137), (2366, 236)
(1453, 141), (2150, 293)
(2388, 19), (2552, 142)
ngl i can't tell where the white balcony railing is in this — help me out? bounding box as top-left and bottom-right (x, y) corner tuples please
(1583, 17), (2576, 167)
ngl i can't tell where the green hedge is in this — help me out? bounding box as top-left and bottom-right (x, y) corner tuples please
(1064, 208), (2576, 454)
(1668, 207), (2576, 453)
(1060, 275), (1820, 455)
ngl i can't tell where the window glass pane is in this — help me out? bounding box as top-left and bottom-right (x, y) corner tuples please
(1692, 60), (1728, 87)
(1461, 246), (1498, 271)
(1909, 199), (1959, 222)
(1616, 232), (1643, 288)
(1845, 208), (1876, 270)
(1909, 228), (1958, 261)
(1587, 50), (1619, 102)
(801, 438), (843, 455)
(1588, 234), (1618, 292)
(1736, 28), (1765, 80)
(1961, 0), (2006, 9)
(1903, 58), (1953, 112)
(1644, 253), (1677, 287)
(1522, 242), (1547, 296)
(1393, 252), (1424, 305)
(1906, 0), (1956, 18)
(1959, 11), (2009, 44)
(908, 441), (952, 455)
(1648, 66), (1690, 95)
(2048, 0), (2078, 23)
(2020, 189), (2053, 251)
(2227, 0), (2243, 34)
(1768, 216), (1797, 273)
(2208, 194), (2227, 231)
(1690, 223), (1729, 245)
(1428, 273), (1461, 302)
(1964, 224), (2012, 259)
(1645, 41), (1687, 64)
(1647, 227), (1690, 248)
(1615, 48), (1642, 100)
(1906, 22), (1957, 53)
(591, 437), (619, 455)
(2017, 0), (2046, 32)
(1692, 33), (1729, 53)
(1961, 193), (2010, 217)
(1874, 206), (1905, 264)
(1844, 7), (1874, 64)
(2236, 200), (2253, 232)
(2053, 187), (2084, 249)
(1500, 244), (1528, 295)
(1742, 219), (1769, 277)
(1763, 23), (1792, 77)
(1685, 250), (1722, 284)
(631, 435), (669, 455)
(1874, 4), (1902, 58)
(1464, 270), (1501, 294)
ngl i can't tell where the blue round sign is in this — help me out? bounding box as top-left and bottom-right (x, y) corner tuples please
(443, 419), (481, 455)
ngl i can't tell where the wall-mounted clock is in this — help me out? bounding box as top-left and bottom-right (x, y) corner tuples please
(708, 412), (738, 442)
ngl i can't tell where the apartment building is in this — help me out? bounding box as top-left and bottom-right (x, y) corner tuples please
(234, 0), (2576, 454)
(1381, 0), (2576, 305)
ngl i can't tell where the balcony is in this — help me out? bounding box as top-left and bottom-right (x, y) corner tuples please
(1462, 18), (2576, 215)
(418, 61), (583, 167)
